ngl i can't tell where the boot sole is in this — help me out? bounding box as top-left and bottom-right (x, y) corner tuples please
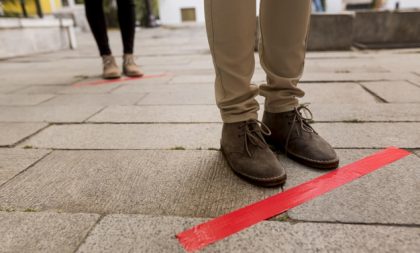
(269, 144), (339, 170)
(123, 70), (144, 78)
(221, 147), (287, 188)
(103, 74), (121, 80)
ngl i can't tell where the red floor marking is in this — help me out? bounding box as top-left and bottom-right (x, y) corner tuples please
(72, 73), (170, 87)
(176, 147), (411, 252)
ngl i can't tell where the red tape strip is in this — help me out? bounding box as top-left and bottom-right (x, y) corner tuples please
(176, 147), (411, 252)
(72, 73), (170, 87)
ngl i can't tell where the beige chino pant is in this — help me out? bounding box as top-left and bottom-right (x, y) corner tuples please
(205, 0), (311, 123)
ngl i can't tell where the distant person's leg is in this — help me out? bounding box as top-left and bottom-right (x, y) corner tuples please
(116, 0), (143, 77)
(85, 0), (121, 79)
(204, 0), (286, 187)
(259, 0), (339, 169)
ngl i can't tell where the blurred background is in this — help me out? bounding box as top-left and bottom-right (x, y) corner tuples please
(1, 0), (420, 59)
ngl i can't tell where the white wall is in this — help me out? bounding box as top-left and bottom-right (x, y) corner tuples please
(325, 0), (420, 12)
(158, 0), (205, 25)
(385, 0), (420, 9)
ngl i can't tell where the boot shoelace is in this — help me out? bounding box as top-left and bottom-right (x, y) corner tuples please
(124, 56), (137, 66)
(238, 119), (272, 157)
(103, 56), (116, 68)
(285, 104), (317, 154)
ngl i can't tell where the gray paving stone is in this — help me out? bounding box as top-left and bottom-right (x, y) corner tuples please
(0, 150), (279, 216)
(169, 75), (215, 84)
(361, 81), (420, 103)
(314, 123), (420, 148)
(0, 123), (47, 146)
(88, 105), (220, 123)
(304, 58), (389, 73)
(283, 149), (420, 225)
(0, 84), (25, 94)
(89, 104), (420, 123)
(0, 106), (103, 123)
(21, 123), (420, 149)
(77, 214), (420, 253)
(112, 83), (212, 94)
(0, 94), (55, 106)
(0, 212), (99, 253)
(136, 82), (376, 105)
(299, 83), (377, 104)
(41, 94), (147, 106)
(301, 72), (416, 82)
(60, 83), (123, 94)
(22, 124), (220, 149)
(13, 85), (66, 94)
(137, 90), (216, 105)
(0, 149), (49, 185)
(306, 103), (420, 122)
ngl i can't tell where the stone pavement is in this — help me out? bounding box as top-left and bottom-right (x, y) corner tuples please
(0, 27), (419, 252)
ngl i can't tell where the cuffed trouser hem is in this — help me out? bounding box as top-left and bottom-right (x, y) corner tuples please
(264, 104), (298, 114)
(220, 111), (258, 123)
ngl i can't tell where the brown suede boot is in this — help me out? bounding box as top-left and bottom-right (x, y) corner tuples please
(102, 55), (121, 79)
(263, 105), (339, 169)
(221, 119), (287, 187)
(123, 54), (144, 77)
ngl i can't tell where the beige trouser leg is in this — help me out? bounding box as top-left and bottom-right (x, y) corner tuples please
(204, 0), (311, 122)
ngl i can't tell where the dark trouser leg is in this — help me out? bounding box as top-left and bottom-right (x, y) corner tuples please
(116, 0), (136, 54)
(84, 0), (112, 56)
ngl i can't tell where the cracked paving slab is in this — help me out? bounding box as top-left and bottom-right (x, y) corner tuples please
(0, 212), (99, 253)
(0, 122), (48, 147)
(76, 214), (420, 253)
(282, 149), (420, 225)
(87, 104), (420, 123)
(20, 123), (420, 150)
(0, 148), (49, 185)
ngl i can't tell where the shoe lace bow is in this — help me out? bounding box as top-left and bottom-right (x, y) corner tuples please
(284, 104), (317, 154)
(239, 119), (272, 157)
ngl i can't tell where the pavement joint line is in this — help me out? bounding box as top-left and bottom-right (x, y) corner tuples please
(0, 123), (51, 148)
(407, 79), (420, 88)
(0, 210), (418, 229)
(82, 106), (109, 123)
(9, 147), (415, 152)
(356, 82), (389, 103)
(106, 83), (126, 94)
(35, 94), (59, 106)
(41, 122), (420, 126)
(412, 150), (420, 158)
(133, 92), (150, 104)
(81, 121), (420, 124)
(281, 219), (420, 229)
(72, 214), (105, 253)
(0, 149), (52, 189)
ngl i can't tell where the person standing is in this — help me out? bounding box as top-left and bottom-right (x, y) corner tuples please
(85, 0), (143, 79)
(204, 0), (339, 187)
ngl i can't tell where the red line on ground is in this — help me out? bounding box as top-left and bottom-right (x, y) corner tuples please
(72, 73), (170, 87)
(176, 147), (411, 252)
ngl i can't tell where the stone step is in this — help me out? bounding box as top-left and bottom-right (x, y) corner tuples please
(0, 149), (418, 225)
(77, 214), (420, 253)
(21, 123), (420, 149)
